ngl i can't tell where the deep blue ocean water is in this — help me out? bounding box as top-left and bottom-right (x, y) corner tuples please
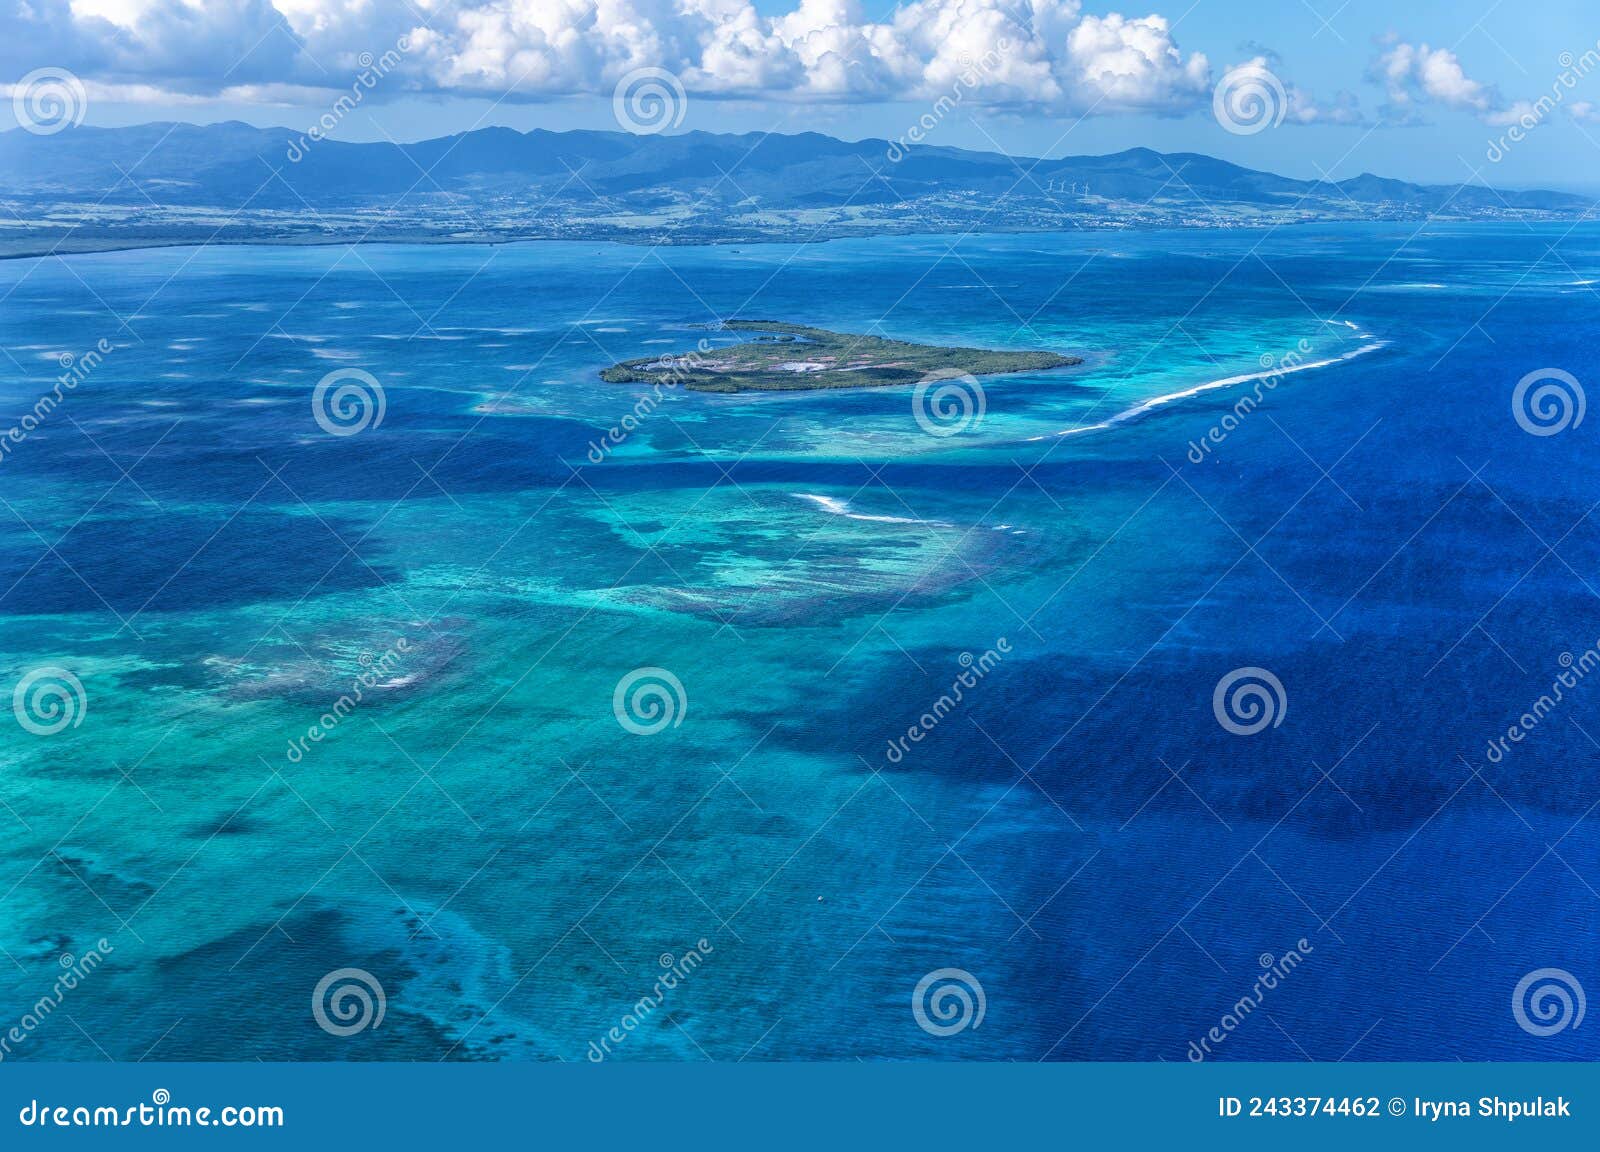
(0, 224), (1595, 1061)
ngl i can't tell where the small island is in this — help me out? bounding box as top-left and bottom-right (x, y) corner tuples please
(599, 320), (1081, 393)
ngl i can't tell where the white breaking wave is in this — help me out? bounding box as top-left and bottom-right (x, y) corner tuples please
(793, 493), (940, 526)
(1024, 336), (1386, 443)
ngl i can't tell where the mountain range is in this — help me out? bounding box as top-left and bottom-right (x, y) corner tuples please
(1, 121), (1591, 256)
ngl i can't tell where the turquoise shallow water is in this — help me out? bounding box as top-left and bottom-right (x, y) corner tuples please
(0, 225), (1597, 1061)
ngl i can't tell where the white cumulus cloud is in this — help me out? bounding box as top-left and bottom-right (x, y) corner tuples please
(5, 0), (1221, 116)
(1373, 40), (1499, 120)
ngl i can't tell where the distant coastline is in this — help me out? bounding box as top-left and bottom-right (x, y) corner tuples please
(6, 211), (1597, 265)
(5, 123), (1593, 263)
(0, 217), (1465, 263)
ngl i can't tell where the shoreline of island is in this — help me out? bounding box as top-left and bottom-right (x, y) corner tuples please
(597, 320), (1082, 394)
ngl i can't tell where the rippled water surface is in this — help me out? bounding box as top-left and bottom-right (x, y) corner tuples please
(1, 224), (1596, 1060)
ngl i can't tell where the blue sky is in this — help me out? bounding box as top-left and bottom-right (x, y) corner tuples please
(5, 0), (1599, 188)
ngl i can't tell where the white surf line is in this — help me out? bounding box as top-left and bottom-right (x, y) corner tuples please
(1023, 335), (1387, 443)
(792, 492), (947, 526)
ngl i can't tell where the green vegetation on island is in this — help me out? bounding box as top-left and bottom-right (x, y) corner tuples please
(598, 321), (1082, 393)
